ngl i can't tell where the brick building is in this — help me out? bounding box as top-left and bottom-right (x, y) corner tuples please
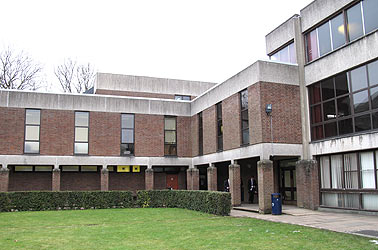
(1, 0), (378, 214)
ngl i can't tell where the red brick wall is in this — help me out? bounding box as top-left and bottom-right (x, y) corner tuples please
(249, 84), (263, 144)
(203, 106), (216, 155)
(191, 115), (199, 157)
(177, 116), (191, 157)
(8, 172), (52, 191)
(109, 169), (146, 192)
(89, 112), (120, 156)
(60, 172), (100, 191)
(40, 110), (74, 155)
(135, 114), (164, 157)
(223, 93), (241, 150)
(0, 108), (24, 155)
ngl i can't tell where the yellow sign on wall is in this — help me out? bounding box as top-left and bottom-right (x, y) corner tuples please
(132, 165), (140, 172)
(117, 165), (130, 172)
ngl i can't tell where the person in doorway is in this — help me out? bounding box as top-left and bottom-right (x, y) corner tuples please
(248, 176), (257, 204)
(224, 179), (230, 192)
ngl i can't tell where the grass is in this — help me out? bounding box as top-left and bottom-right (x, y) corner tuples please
(0, 208), (376, 250)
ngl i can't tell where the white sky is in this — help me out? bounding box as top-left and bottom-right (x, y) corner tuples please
(0, 0), (314, 92)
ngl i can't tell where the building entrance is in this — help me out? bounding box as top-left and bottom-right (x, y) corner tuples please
(166, 174), (179, 189)
(279, 159), (297, 205)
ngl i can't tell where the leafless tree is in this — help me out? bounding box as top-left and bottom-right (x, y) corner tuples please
(0, 48), (42, 90)
(55, 59), (95, 93)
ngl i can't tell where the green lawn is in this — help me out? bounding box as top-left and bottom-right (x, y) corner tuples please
(0, 208), (376, 250)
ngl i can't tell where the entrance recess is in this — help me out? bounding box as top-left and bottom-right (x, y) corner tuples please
(166, 174), (179, 190)
(279, 159), (297, 205)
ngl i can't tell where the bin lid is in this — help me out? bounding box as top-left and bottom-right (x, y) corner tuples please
(272, 193), (281, 196)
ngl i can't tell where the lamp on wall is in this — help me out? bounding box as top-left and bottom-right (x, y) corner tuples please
(266, 104), (272, 115)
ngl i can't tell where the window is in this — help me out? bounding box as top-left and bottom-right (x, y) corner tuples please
(13, 165), (53, 172)
(164, 117), (177, 156)
(216, 102), (223, 151)
(74, 111), (89, 154)
(24, 109), (40, 154)
(309, 59), (378, 141)
(174, 95), (191, 101)
(269, 42), (296, 64)
(121, 114), (134, 156)
(198, 112), (203, 156)
(61, 165), (99, 172)
(306, 0), (378, 62)
(240, 89), (249, 145)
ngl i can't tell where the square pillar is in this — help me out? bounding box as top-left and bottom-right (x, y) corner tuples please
(0, 167), (9, 192)
(229, 164), (241, 206)
(258, 160), (273, 214)
(52, 167), (61, 191)
(100, 166), (109, 191)
(296, 160), (319, 210)
(207, 164), (217, 191)
(145, 168), (154, 190)
(186, 168), (199, 190)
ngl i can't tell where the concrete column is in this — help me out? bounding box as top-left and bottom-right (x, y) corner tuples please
(0, 165), (9, 192)
(296, 160), (319, 210)
(257, 160), (274, 214)
(229, 164), (241, 206)
(207, 164), (217, 191)
(145, 168), (154, 190)
(100, 166), (109, 191)
(186, 168), (199, 190)
(52, 165), (60, 191)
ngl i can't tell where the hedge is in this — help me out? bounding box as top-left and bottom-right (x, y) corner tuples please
(137, 190), (231, 216)
(0, 191), (134, 212)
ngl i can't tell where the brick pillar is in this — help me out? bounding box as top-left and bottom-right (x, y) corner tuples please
(229, 164), (241, 206)
(0, 167), (9, 192)
(52, 168), (61, 191)
(101, 166), (109, 191)
(207, 164), (217, 191)
(186, 168), (199, 190)
(258, 160), (274, 214)
(296, 160), (319, 210)
(145, 168), (154, 190)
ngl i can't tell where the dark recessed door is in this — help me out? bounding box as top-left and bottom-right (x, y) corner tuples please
(166, 174), (179, 190)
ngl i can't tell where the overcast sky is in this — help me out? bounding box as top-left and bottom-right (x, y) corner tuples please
(1, 0), (313, 91)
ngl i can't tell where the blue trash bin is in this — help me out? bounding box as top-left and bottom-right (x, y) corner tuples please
(271, 193), (282, 215)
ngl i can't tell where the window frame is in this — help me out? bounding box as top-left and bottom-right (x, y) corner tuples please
(216, 102), (223, 151)
(24, 109), (41, 154)
(120, 113), (135, 156)
(74, 111), (89, 155)
(164, 116), (177, 156)
(198, 112), (203, 156)
(240, 89), (249, 146)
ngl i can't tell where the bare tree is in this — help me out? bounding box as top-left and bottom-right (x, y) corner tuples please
(0, 48), (42, 90)
(55, 59), (95, 93)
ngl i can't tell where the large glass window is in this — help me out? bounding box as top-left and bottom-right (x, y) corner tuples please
(216, 102), (223, 151)
(347, 2), (364, 41)
(240, 89), (249, 145)
(121, 114), (134, 156)
(363, 0), (378, 34)
(74, 111), (89, 154)
(318, 21), (332, 56)
(269, 42), (296, 64)
(198, 112), (203, 156)
(24, 109), (40, 154)
(309, 60), (378, 141)
(174, 95), (191, 101)
(164, 117), (177, 156)
(331, 13), (346, 50)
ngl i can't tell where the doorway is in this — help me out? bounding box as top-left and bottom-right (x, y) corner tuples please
(279, 159), (297, 205)
(166, 174), (179, 190)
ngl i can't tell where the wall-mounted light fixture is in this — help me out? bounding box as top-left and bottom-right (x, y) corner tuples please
(266, 104), (272, 115)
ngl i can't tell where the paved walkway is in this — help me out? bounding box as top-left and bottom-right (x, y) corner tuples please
(231, 204), (378, 239)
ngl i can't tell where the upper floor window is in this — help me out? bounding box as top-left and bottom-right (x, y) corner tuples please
(175, 95), (191, 101)
(121, 114), (135, 156)
(74, 111), (89, 154)
(240, 89), (249, 145)
(309, 59), (378, 141)
(306, 0), (378, 63)
(24, 109), (40, 154)
(216, 102), (223, 151)
(198, 112), (203, 156)
(164, 116), (177, 156)
(270, 42), (296, 64)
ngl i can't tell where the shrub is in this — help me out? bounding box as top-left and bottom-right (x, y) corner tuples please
(0, 191), (133, 212)
(136, 190), (231, 216)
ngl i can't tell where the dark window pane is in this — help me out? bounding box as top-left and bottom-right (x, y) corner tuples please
(241, 110), (248, 121)
(363, 0), (378, 34)
(353, 90), (369, 113)
(242, 129), (249, 144)
(121, 143), (134, 155)
(339, 118), (353, 135)
(323, 100), (336, 121)
(337, 96), (351, 117)
(289, 43), (296, 64)
(216, 103), (222, 119)
(331, 13), (346, 50)
(373, 112), (378, 129)
(321, 78), (335, 100)
(350, 65), (368, 91)
(347, 3), (364, 41)
(122, 129), (134, 143)
(370, 86), (378, 109)
(175, 95), (183, 100)
(217, 136), (223, 151)
(335, 73), (349, 96)
(311, 125), (324, 140)
(25, 109), (40, 125)
(242, 120), (249, 130)
(368, 60), (378, 86)
(306, 30), (319, 62)
(75, 112), (89, 126)
(164, 145), (177, 156)
(240, 90), (248, 109)
(311, 105), (322, 124)
(324, 122), (337, 138)
(355, 114), (371, 132)
(217, 120), (223, 136)
(121, 114), (134, 129)
(318, 21), (332, 56)
(309, 83), (321, 104)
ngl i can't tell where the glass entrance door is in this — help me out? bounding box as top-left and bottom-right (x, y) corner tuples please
(279, 159), (297, 204)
